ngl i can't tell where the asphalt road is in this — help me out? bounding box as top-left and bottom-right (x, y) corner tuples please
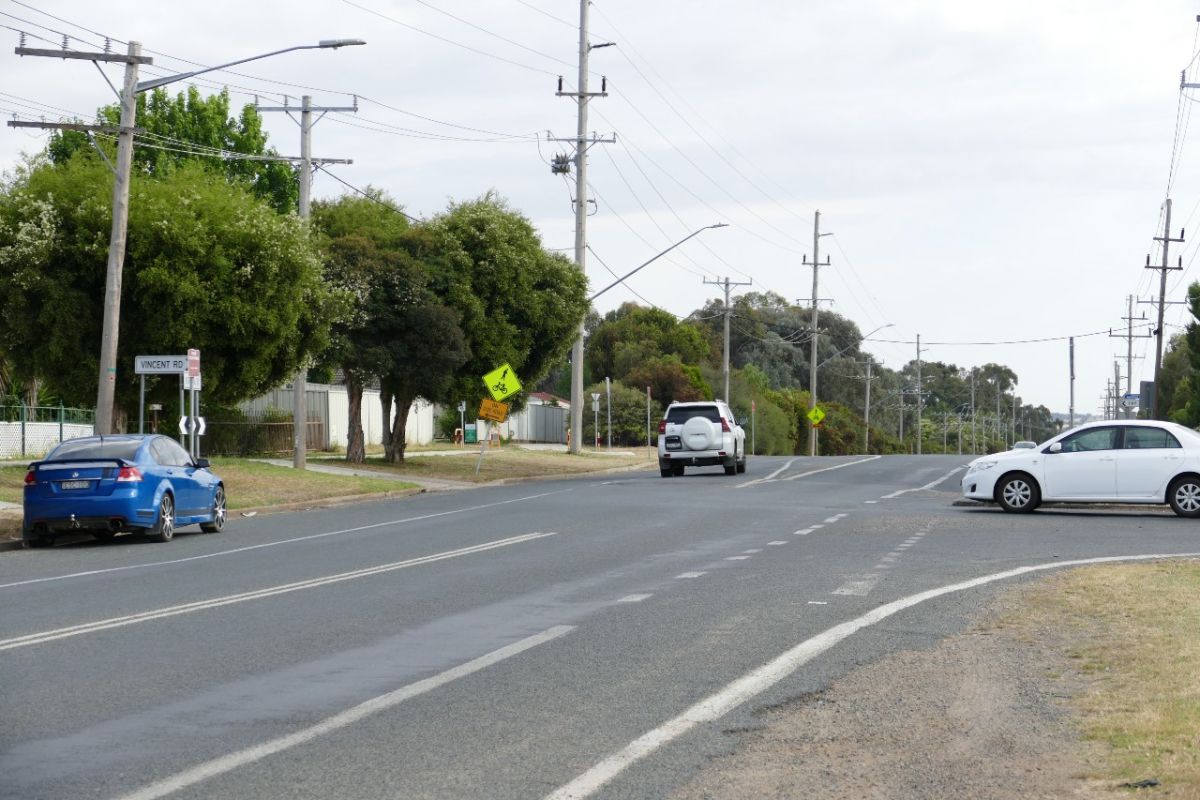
(2, 454), (1199, 800)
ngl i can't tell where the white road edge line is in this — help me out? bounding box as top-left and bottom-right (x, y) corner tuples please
(880, 465), (965, 499)
(541, 551), (1200, 800)
(116, 625), (575, 800)
(0, 533), (557, 651)
(0, 489), (573, 591)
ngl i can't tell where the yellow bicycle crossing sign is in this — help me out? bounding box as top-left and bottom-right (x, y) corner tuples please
(483, 363), (522, 402)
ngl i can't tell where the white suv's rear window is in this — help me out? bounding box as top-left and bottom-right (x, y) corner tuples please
(666, 406), (721, 424)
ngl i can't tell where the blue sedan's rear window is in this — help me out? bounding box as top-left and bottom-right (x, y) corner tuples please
(45, 439), (142, 461)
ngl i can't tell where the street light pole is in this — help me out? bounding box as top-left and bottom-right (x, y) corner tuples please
(88, 40), (363, 433)
(569, 223), (726, 452)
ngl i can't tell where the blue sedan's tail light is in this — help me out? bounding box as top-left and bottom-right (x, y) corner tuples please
(116, 466), (143, 483)
(24, 469), (35, 485)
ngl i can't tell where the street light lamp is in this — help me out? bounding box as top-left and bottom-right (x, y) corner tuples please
(93, 39), (364, 434)
(568, 223), (727, 454)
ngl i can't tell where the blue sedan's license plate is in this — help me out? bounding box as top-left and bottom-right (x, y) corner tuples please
(60, 480), (90, 490)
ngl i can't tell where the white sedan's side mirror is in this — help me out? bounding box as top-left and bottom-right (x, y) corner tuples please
(1048, 442), (1063, 454)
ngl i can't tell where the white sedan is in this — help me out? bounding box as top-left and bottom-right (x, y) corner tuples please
(961, 419), (1200, 517)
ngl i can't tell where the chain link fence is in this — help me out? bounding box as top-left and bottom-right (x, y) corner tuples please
(0, 405), (96, 460)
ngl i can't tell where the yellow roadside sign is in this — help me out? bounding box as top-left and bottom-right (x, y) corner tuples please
(479, 398), (509, 422)
(483, 363), (522, 402)
(807, 406), (826, 426)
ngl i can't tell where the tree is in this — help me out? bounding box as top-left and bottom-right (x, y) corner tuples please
(49, 87), (297, 213)
(0, 155), (334, 427)
(586, 303), (709, 385)
(311, 192), (412, 462)
(624, 355), (710, 406)
(584, 380), (652, 447)
(379, 302), (469, 462)
(419, 194), (588, 430)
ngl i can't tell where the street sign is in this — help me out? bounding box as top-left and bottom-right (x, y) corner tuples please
(483, 363), (522, 402)
(135, 354), (188, 374)
(187, 348), (200, 378)
(1121, 397), (1139, 409)
(479, 398), (509, 422)
(807, 406), (826, 426)
(186, 374), (202, 391)
(178, 416), (207, 435)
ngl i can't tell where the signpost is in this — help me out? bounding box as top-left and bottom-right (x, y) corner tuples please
(477, 364), (523, 474)
(135, 350), (203, 456)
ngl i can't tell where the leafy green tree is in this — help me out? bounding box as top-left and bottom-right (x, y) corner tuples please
(379, 302), (470, 461)
(586, 303), (710, 385)
(49, 87), (297, 213)
(584, 380), (652, 447)
(422, 194), (588, 422)
(624, 355), (710, 406)
(0, 155), (333, 428)
(311, 191), (413, 462)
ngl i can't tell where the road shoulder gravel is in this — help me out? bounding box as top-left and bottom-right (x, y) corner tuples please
(670, 581), (1110, 799)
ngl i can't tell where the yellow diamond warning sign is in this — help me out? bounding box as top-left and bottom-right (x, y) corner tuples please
(807, 406), (826, 427)
(483, 363), (522, 402)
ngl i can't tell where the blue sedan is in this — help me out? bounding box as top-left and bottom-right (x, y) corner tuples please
(23, 434), (226, 547)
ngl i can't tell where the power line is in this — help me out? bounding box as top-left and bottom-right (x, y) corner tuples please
(315, 165), (423, 223)
(339, 0), (560, 77)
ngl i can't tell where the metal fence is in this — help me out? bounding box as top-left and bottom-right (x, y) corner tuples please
(0, 404), (95, 459)
(202, 420), (327, 456)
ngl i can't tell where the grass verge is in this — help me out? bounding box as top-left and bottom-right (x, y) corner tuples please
(327, 446), (652, 483)
(1001, 560), (1200, 793)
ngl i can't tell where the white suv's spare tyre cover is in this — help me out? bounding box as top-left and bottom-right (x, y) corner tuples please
(682, 415), (716, 450)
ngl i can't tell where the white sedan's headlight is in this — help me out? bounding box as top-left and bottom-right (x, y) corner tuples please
(967, 460), (998, 475)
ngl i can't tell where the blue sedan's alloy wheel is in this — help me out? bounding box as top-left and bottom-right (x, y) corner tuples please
(201, 487), (226, 533)
(150, 494), (175, 543)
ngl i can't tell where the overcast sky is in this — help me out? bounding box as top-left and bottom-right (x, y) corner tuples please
(3, 0), (1200, 419)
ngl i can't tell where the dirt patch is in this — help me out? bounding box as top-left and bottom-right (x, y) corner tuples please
(671, 585), (1113, 800)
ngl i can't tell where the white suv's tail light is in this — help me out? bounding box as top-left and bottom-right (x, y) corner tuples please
(720, 418), (731, 433)
(658, 420), (667, 434)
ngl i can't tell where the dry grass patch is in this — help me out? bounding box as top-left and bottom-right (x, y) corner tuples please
(0, 465), (25, 505)
(343, 447), (652, 483)
(1002, 560), (1200, 793)
(0, 459), (412, 514)
(209, 459), (414, 509)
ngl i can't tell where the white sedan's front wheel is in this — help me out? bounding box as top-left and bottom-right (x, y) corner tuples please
(996, 473), (1040, 514)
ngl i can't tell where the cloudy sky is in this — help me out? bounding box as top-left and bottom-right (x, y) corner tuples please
(2, 0), (1199, 419)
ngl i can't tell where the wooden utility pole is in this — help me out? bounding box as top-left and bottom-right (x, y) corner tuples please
(257, 95), (356, 468)
(1147, 198), (1184, 419)
(9, 42), (153, 433)
(803, 211), (831, 456)
(556, 0), (613, 455)
(704, 276), (752, 402)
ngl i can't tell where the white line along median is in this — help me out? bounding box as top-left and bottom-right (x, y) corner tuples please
(543, 551), (1200, 800)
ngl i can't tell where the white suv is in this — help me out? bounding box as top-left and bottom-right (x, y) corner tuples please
(657, 400), (747, 477)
